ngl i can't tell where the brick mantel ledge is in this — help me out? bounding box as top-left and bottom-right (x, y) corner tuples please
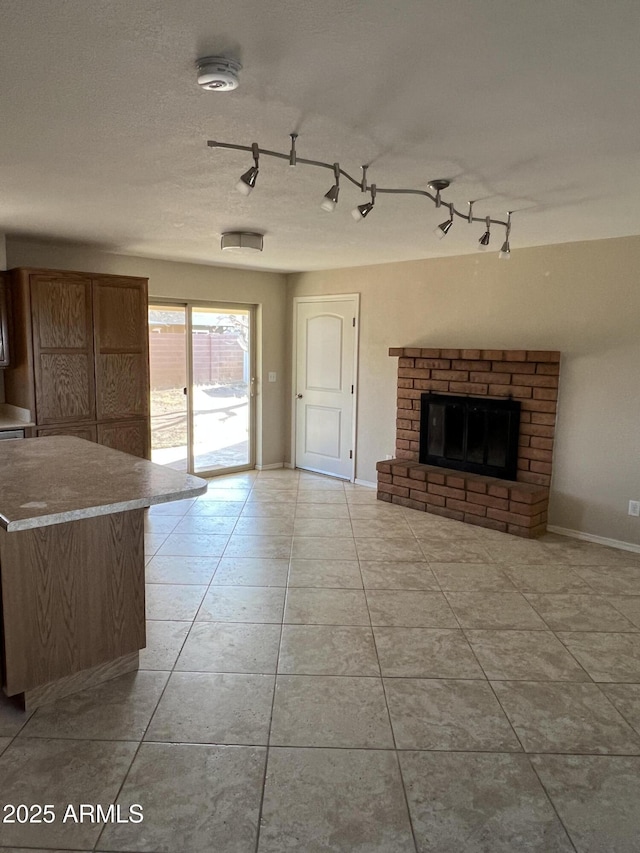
(377, 459), (549, 538)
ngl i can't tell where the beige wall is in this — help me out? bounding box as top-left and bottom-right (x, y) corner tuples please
(288, 236), (640, 547)
(5, 238), (288, 468)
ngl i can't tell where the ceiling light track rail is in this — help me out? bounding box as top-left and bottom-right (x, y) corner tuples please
(207, 138), (513, 256)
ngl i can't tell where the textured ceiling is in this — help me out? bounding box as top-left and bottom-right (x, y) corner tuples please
(1, 0), (639, 271)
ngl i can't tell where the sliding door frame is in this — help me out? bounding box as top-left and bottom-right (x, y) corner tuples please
(148, 297), (257, 477)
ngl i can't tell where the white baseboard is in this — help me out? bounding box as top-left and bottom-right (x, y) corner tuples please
(255, 462), (285, 471)
(284, 462), (295, 469)
(546, 525), (640, 554)
(354, 478), (377, 489)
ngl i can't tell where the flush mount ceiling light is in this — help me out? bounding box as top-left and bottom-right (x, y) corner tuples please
(196, 56), (242, 91)
(207, 136), (514, 258)
(220, 231), (264, 252)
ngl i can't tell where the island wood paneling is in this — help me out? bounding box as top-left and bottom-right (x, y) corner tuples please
(0, 509), (145, 697)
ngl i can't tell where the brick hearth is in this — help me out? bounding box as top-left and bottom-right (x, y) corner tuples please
(378, 347), (561, 538)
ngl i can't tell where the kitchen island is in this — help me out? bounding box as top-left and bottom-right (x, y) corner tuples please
(0, 436), (207, 710)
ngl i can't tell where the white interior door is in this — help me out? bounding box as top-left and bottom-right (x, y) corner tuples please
(295, 296), (358, 479)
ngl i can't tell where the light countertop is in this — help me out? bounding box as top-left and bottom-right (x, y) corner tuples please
(0, 436), (208, 531)
(0, 403), (35, 430)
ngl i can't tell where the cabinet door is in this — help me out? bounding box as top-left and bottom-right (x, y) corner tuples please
(30, 275), (95, 424)
(0, 274), (10, 367)
(97, 419), (149, 459)
(93, 278), (149, 421)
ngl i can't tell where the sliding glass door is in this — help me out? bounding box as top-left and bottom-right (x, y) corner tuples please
(148, 301), (255, 476)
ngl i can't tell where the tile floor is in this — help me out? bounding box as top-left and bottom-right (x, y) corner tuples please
(1, 468), (640, 851)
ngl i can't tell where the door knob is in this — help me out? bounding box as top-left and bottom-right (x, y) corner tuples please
(297, 393), (303, 398)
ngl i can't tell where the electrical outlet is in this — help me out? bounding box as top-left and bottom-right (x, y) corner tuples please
(629, 500), (640, 517)
(268, 372), (277, 383)
(385, 454), (394, 460)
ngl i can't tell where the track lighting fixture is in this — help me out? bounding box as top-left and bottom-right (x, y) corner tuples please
(321, 163), (341, 212)
(235, 142), (260, 195)
(434, 204), (454, 239)
(499, 212), (512, 260)
(479, 216), (491, 249)
(208, 136), (514, 257)
(351, 184), (376, 221)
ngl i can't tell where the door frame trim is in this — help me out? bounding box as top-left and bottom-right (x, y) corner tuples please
(291, 293), (360, 482)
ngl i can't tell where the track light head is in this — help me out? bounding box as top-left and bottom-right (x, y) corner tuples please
(479, 218), (491, 249)
(321, 185), (340, 212)
(351, 183), (376, 221)
(321, 163), (341, 212)
(434, 204), (454, 239)
(235, 165), (259, 195)
(499, 240), (511, 259)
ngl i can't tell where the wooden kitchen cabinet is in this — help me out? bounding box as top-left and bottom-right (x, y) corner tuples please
(4, 268), (150, 457)
(0, 274), (9, 367)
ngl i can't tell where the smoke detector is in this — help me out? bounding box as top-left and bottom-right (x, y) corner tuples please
(196, 56), (242, 91)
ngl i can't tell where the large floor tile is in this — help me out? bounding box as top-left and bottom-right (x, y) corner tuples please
(246, 489), (298, 504)
(374, 627), (484, 678)
(294, 502), (350, 518)
(573, 565), (640, 595)
(241, 500), (300, 517)
(531, 755), (640, 853)
(400, 751), (575, 853)
(197, 585), (286, 623)
(608, 595), (640, 627)
(172, 515), (238, 535)
(212, 557), (289, 586)
(258, 747), (415, 853)
(418, 540), (493, 562)
(176, 621), (281, 674)
(149, 497), (196, 516)
(366, 590), (458, 628)
(502, 563), (595, 593)
(543, 540), (640, 567)
(493, 681), (640, 754)
(384, 678), (521, 751)
(156, 532), (230, 557)
(291, 536), (357, 560)
(292, 517), (354, 537)
(232, 515), (295, 535)
(445, 592), (548, 629)
(144, 532), (168, 557)
(145, 554), (219, 585)
(196, 488), (250, 502)
(360, 560), (440, 590)
(223, 534), (292, 559)
(139, 619), (191, 670)
(489, 539), (553, 565)
(600, 684), (640, 737)
(356, 537), (424, 562)
(287, 558), (362, 588)
(296, 490), (347, 504)
(278, 625), (379, 676)
(145, 672), (274, 744)
(0, 737), (12, 755)
(350, 517), (413, 538)
(556, 632), (640, 682)
(284, 588), (370, 625)
(145, 583), (207, 620)
(143, 513), (180, 535)
(20, 671), (169, 741)
(0, 738), (136, 849)
(466, 630), (590, 681)
(431, 562), (516, 591)
(187, 500), (245, 516)
(99, 743), (265, 853)
(270, 675), (393, 748)
(346, 502), (406, 519)
(524, 593), (638, 632)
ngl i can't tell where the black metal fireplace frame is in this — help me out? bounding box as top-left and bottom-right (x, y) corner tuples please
(419, 392), (521, 480)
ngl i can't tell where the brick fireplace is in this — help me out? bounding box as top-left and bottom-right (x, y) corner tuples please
(377, 348), (560, 538)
